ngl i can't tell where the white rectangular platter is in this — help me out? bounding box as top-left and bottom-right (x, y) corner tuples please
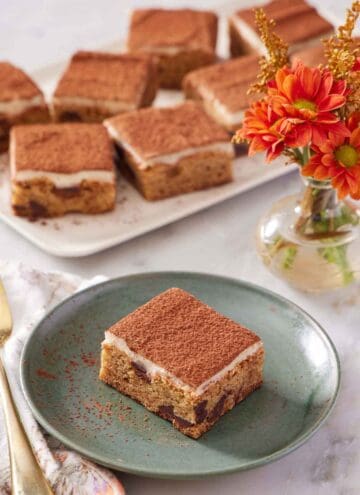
(0, 152), (296, 257)
(0, 6), (297, 258)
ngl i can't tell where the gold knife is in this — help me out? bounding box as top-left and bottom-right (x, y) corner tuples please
(0, 280), (53, 494)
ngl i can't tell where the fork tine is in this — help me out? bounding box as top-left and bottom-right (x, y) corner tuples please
(0, 280), (12, 339)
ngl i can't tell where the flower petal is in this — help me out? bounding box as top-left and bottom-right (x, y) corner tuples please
(317, 94), (346, 112)
(300, 65), (321, 98)
(282, 74), (297, 101)
(316, 70), (333, 101)
(350, 127), (360, 148)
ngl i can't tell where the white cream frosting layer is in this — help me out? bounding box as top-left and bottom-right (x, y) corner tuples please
(231, 16), (267, 55)
(53, 96), (136, 114)
(10, 140), (115, 188)
(198, 86), (245, 128)
(13, 169), (115, 188)
(208, 99), (245, 127)
(103, 330), (263, 396)
(127, 44), (187, 55)
(105, 121), (234, 170)
(0, 95), (44, 116)
(140, 45), (184, 55)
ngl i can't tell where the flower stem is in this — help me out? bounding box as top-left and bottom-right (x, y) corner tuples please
(293, 148), (304, 165)
(293, 180), (357, 286)
(282, 246), (298, 269)
(302, 145), (310, 166)
(319, 245), (354, 285)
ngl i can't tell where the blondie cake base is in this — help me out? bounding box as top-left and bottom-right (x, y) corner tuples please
(52, 102), (111, 123)
(12, 178), (116, 218)
(120, 149), (233, 201)
(100, 342), (264, 438)
(0, 106), (50, 152)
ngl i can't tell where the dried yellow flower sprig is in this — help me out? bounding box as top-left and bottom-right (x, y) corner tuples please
(324, 0), (359, 78)
(248, 8), (289, 94)
(324, 0), (360, 114)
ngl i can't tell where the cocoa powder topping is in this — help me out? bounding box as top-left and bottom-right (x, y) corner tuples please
(106, 101), (230, 160)
(127, 9), (217, 53)
(0, 62), (44, 102)
(12, 123), (114, 173)
(234, 0), (332, 45)
(54, 51), (156, 103)
(184, 55), (260, 112)
(107, 288), (261, 388)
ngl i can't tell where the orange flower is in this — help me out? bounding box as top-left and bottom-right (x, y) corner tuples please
(235, 99), (286, 161)
(302, 113), (360, 199)
(268, 61), (349, 145)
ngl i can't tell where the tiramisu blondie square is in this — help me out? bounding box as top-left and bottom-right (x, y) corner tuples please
(52, 51), (158, 123)
(11, 123), (116, 218)
(105, 101), (234, 200)
(100, 288), (264, 439)
(183, 55), (259, 132)
(127, 9), (218, 89)
(229, 0), (333, 57)
(0, 62), (49, 152)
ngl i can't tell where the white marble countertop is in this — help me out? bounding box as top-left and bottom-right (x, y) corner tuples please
(1, 1), (359, 494)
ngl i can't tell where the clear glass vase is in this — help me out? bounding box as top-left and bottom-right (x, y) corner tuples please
(257, 173), (360, 292)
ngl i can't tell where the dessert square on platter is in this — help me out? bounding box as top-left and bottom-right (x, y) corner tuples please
(0, 62), (49, 152)
(290, 44), (327, 67)
(52, 51), (158, 123)
(100, 287), (264, 439)
(183, 55), (260, 132)
(127, 9), (218, 89)
(105, 101), (234, 200)
(229, 0), (333, 57)
(11, 123), (116, 218)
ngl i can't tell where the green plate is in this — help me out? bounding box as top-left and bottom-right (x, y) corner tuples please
(21, 272), (340, 479)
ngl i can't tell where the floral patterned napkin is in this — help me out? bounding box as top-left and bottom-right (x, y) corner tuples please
(0, 261), (125, 495)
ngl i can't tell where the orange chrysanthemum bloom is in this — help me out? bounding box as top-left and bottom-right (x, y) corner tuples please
(302, 112), (360, 199)
(235, 99), (291, 161)
(268, 61), (349, 145)
(235, 96), (316, 162)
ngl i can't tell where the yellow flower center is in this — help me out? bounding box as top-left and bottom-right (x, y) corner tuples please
(293, 99), (317, 112)
(334, 144), (359, 168)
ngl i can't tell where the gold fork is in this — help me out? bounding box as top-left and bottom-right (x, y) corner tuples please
(0, 280), (53, 494)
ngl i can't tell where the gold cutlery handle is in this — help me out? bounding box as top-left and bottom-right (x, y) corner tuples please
(0, 357), (53, 495)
